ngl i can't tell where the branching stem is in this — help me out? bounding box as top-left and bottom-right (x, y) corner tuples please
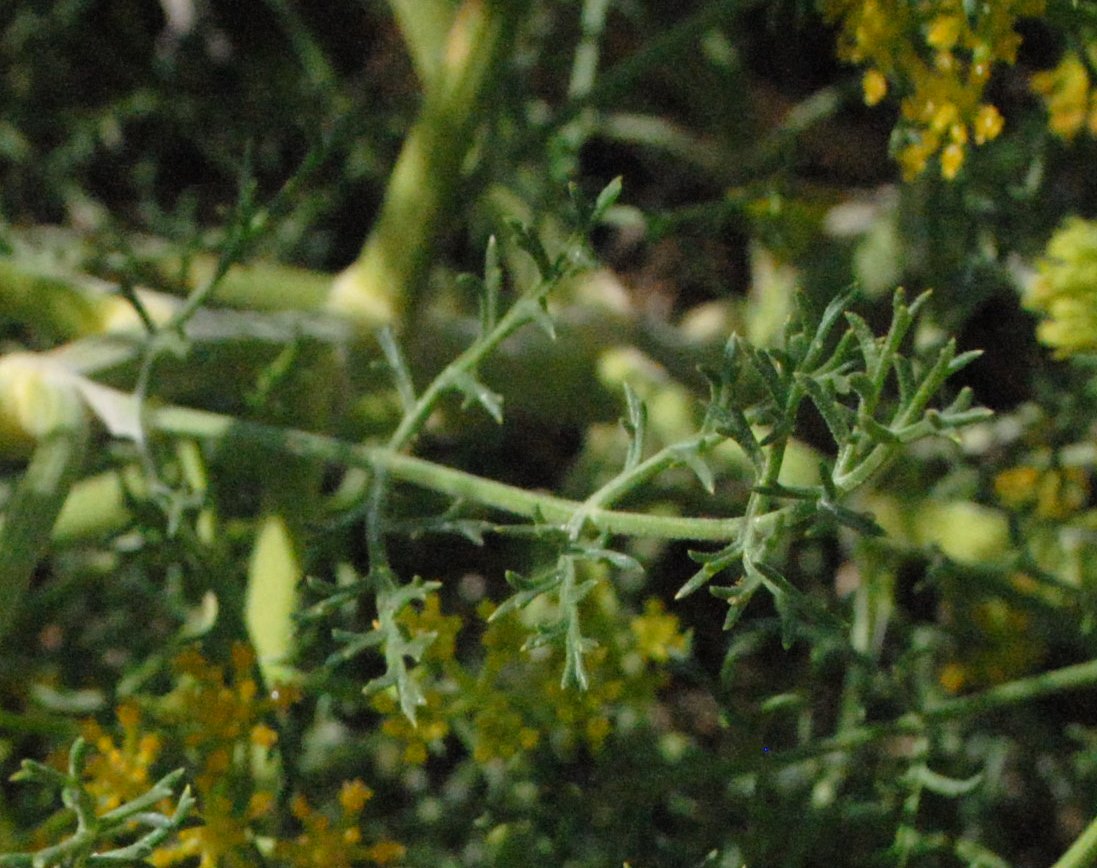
(146, 398), (776, 542)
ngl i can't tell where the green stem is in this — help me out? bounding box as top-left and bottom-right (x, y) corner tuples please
(145, 398), (770, 542)
(388, 294), (547, 451)
(389, 0), (456, 89)
(0, 412), (88, 642)
(1053, 813), (1097, 868)
(331, 0), (530, 328)
(569, 434), (720, 534)
(776, 657), (1097, 765)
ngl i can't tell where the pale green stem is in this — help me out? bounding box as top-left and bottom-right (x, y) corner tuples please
(0, 415), (89, 641)
(331, 0), (529, 329)
(776, 657), (1097, 766)
(387, 294), (547, 451)
(145, 399), (771, 542)
(568, 433), (721, 535)
(1053, 814), (1097, 868)
(389, 0), (456, 89)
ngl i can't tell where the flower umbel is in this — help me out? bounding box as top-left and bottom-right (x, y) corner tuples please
(822, 0), (1045, 178)
(1024, 217), (1097, 356)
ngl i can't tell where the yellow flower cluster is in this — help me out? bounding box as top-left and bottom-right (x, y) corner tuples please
(369, 587), (690, 766)
(32, 643), (404, 866)
(146, 643), (288, 866)
(1024, 217), (1097, 356)
(151, 792), (272, 868)
(995, 464), (1090, 519)
(630, 598), (690, 663)
(1031, 50), (1097, 140)
(372, 687), (451, 765)
(161, 642), (287, 793)
(78, 702), (162, 813)
(273, 783), (406, 867)
(822, 0), (1043, 179)
(938, 587), (1045, 693)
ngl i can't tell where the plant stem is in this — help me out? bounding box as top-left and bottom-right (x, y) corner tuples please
(388, 294), (547, 451)
(389, 0), (455, 89)
(1053, 813), (1097, 868)
(144, 396), (774, 542)
(0, 419), (88, 641)
(776, 657), (1097, 765)
(330, 0), (530, 328)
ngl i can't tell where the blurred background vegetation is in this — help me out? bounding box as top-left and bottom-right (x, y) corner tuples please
(3, 0), (1097, 865)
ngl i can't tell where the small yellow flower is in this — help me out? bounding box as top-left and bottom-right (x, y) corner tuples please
(1031, 53), (1090, 140)
(630, 598), (688, 663)
(939, 661), (967, 694)
(940, 141), (965, 179)
(929, 101), (959, 133)
(926, 14), (962, 51)
(973, 104), (1004, 144)
(247, 790), (275, 819)
(863, 68), (888, 106)
(994, 466), (1040, 508)
(339, 778), (374, 814)
(898, 139), (933, 180)
(249, 723), (278, 749)
(1025, 217), (1097, 356)
(364, 841), (408, 865)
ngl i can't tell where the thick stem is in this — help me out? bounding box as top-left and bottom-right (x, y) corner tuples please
(0, 415), (88, 642)
(389, 0), (455, 89)
(329, 0), (530, 329)
(1053, 814), (1097, 868)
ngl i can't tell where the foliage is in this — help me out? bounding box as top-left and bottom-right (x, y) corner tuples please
(3, 1), (1097, 866)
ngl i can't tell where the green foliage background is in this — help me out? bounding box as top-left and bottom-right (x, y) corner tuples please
(2, 1), (1097, 866)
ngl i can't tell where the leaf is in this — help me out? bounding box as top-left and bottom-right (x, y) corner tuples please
(892, 354), (915, 404)
(810, 286), (859, 355)
(517, 295), (557, 340)
(504, 569), (533, 590)
(711, 582), (752, 630)
(377, 326), (416, 412)
(741, 343), (785, 405)
(678, 542), (742, 599)
(74, 378), (143, 444)
(562, 631), (597, 690)
(750, 559), (846, 633)
(710, 405), (764, 472)
(671, 441), (715, 494)
(752, 482), (818, 500)
(507, 218), (555, 280)
(946, 348), (983, 376)
(818, 499), (886, 536)
(907, 764), (984, 797)
(481, 234), (501, 335)
(861, 415), (902, 444)
(591, 176), (623, 225)
(848, 371), (875, 402)
(573, 545), (643, 573)
(325, 628), (384, 667)
(622, 382), (647, 472)
(844, 311), (880, 373)
(565, 577), (601, 606)
(798, 373), (852, 443)
(451, 370), (504, 423)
